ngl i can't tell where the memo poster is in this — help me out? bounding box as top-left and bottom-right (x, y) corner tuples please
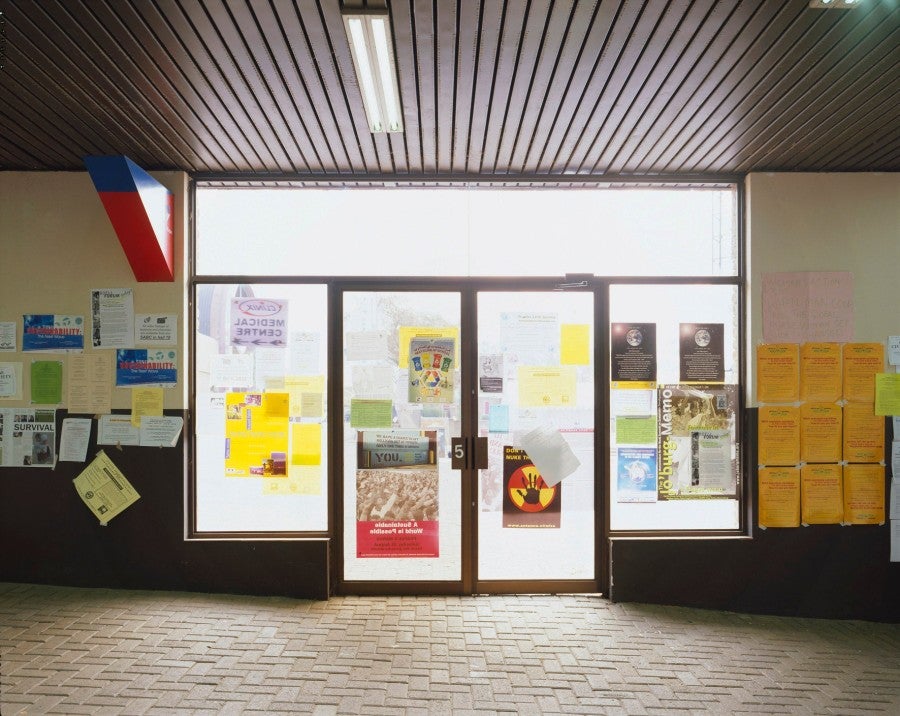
(503, 446), (561, 528)
(657, 384), (737, 500)
(356, 430), (439, 558)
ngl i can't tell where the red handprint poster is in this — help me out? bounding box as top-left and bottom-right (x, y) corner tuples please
(502, 446), (560, 528)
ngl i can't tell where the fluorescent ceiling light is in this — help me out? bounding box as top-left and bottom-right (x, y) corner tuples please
(808, 0), (860, 8)
(343, 12), (404, 134)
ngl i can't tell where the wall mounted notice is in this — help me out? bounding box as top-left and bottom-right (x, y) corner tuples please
(0, 362), (22, 399)
(610, 323), (656, 384)
(30, 360), (62, 405)
(0, 322), (16, 352)
(801, 463), (843, 525)
(22, 314), (84, 352)
(503, 446), (560, 528)
(762, 271), (853, 343)
(73, 450), (140, 525)
(68, 353), (112, 414)
(758, 466), (801, 528)
(0, 408), (56, 467)
(115, 349), (177, 387)
(679, 323), (724, 383)
(135, 314), (177, 345)
(91, 288), (134, 349)
(799, 343), (841, 402)
(756, 343), (799, 403)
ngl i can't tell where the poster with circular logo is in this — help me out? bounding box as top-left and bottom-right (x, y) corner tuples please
(502, 447), (560, 528)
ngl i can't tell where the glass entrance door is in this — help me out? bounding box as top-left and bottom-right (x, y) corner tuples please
(339, 286), (596, 592)
(475, 291), (596, 587)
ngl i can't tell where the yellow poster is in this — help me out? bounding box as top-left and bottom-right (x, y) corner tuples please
(130, 386), (164, 427)
(758, 466), (800, 528)
(285, 375), (325, 417)
(842, 401), (884, 463)
(262, 465), (322, 496)
(842, 342), (884, 403)
(757, 405), (800, 466)
(398, 326), (459, 368)
(800, 342), (841, 402)
(561, 324), (591, 365)
(799, 402), (842, 463)
(874, 373), (900, 416)
(225, 392), (290, 477)
(291, 423), (322, 466)
(756, 343), (799, 403)
(843, 463), (885, 525)
(518, 366), (577, 407)
(801, 463), (843, 525)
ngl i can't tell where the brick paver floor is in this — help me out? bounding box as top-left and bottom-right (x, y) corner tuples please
(1, 582), (898, 714)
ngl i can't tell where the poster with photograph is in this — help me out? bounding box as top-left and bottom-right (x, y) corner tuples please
(224, 392), (289, 477)
(502, 446), (560, 528)
(611, 322), (657, 384)
(90, 288), (134, 348)
(679, 323), (724, 383)
(115, 349), (177, 387)
(657, 384), (737, 500)
(479, 353), (503, 393)
(616, 447), (658, 503)
(408, 338), (455, 404)
(0, 408), (56, 467)
(356, 430), (439, 558)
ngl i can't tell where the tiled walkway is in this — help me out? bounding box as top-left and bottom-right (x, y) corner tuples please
(1, 582), (898, 715)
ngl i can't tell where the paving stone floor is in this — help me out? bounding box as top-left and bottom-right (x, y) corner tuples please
(1, 582), (898, 715)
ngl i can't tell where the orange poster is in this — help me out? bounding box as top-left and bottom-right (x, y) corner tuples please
(842, 343), (884, 403)
(801, 464), (843, 525)
(843, 464), (885, 525)
(758, 466), (800, 528)
(800, 342), (841, 402)
(756, 343), (799, 403)
(842, 402), (884, 463)
(799, 402), (842, 463)
(757, 405), (800, 466)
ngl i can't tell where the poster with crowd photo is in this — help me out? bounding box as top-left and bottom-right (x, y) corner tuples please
(0, 408), (56, 467)
(657, 384), (738, 500)
(408, 338), (455, 404)
(679, 323), (724, 383)
(356, 430), (439, 558)
(611, 323), (657, 384)
(502, 446), (560, 528)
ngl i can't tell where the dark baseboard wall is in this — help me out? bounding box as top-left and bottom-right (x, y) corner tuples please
(609, 409), (900, 623)
(0, 411), (330, 601)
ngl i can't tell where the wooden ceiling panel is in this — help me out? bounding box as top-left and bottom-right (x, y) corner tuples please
(0, 0), (896, 175)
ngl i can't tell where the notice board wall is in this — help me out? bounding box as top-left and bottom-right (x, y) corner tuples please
(0, 172), (329, 600)
(611, 173), (900, 622)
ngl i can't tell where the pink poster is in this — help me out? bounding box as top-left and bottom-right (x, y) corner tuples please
(762, 272), (853, 343)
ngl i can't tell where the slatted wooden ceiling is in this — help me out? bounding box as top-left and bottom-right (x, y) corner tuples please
(0, 0), (897, 177)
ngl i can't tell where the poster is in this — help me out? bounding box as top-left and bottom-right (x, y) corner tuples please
(560, 324), (590, 365)
(230, 298), (288, 347)
(0, 408), (56, 467)
(408, 338), (455, 404)
(30, 360), (63, 405)
(135, 314), (177, 345)
(503, 446), (561, 528)
(679, 323), (724, 383)
(115, 349), (177, 387)
(0, 322), (17, 351)
(68, 353), (112, 414)
(842, 401), (884, 463)
(842, 343), (884, 403)
(756, 343), (799, 403)
(91, 288), (134, 348)
(801, 464), (843, 525)
(610, 322), (656, 384)
(799, 402), (842, 463)
(0, 362), (22, 399)
(518, 366), (577, 407)
(479, 354), (503, 393)
(761, 271), (853, 343)
(356, 430), (439, 557)
(800, 342), (841, 402)
(22, 314), (84, 352)
(757, 405), (800, 466)
(616, 447), (658, 503)
(224, 392), (289, 477)
(657, 384), (737, 499)
(843, 464), (885, 525)
(758, 466), (801, 528)
(73, 450), (140, 525)
(875, 373), (900, 416)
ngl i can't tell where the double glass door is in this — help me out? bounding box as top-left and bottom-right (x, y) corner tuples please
(340, 284), (597, 594)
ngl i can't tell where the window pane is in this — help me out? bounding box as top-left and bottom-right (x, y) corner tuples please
(609, 284), (741, 531)
(196, 187), (737, 278)
(194, 283), (328, 532)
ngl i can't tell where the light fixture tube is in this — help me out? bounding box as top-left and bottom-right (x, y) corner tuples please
(343, 12), (404, 134)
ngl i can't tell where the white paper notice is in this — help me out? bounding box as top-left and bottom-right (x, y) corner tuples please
(59, 418), (92, 462)
(135, 314), (178, 345)
(893, 441), (900, 481)
(139, 415), (183, 447)
(611, 388), (656, 416)
(290, 331), (321, 374)
(345, 331), (389, 362)
(0, 322), (16, 351)
(98, 414), (140, 446)
(352, 364), (395, 397)
(892, 521), (900, 562)
(891, 479), (900, 520)
(518, 425), (581, 487)
(68, 353), (113, 414)
(91, 288), (135, 349)
(209, 354), (254, 389)
(0, 362), (22, 399)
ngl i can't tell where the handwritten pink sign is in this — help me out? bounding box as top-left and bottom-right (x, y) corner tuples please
(762, 272), (853, 343)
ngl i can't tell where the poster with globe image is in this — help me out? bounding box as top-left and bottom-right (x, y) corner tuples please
(610, 322), (656, 384)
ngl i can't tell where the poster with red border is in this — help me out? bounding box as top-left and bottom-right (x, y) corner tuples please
(356, 430), (439, 558)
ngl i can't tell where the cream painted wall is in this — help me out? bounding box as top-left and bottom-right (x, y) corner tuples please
(746, 172), (900, 406)
(0, 171), (189, 409)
